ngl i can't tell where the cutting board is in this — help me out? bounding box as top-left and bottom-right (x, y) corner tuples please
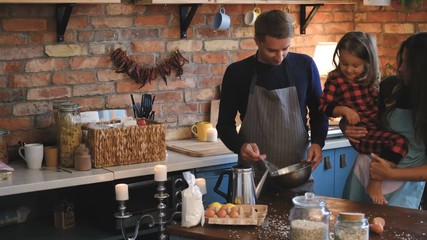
(166, 139), (233, 157)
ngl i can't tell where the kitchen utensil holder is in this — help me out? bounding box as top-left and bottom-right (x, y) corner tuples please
(114, 181), (180, 240)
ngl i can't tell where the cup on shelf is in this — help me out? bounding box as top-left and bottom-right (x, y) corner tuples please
(213, 7), (230, 30)
(18, 143), (44, 169)
(191, 121), (213, 142)
(44, 146), (58, 168)
(244, 7), (261, 26)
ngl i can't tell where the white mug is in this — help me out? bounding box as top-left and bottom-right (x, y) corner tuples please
(19, 143), (44, 169)
(213, 7), (230, 31)
(244, 7), (261, 26)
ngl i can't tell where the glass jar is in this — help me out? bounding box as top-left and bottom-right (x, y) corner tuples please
(334, 212), (369, 240)
(74, 143), (91, 171)
(0, 129), (9, 163)
(289, 192), (330, 240)
(58, 103), (82, 168)
(53, 100), (71, 145)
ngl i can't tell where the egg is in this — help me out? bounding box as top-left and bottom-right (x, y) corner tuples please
(216, 209), (227, 218)
(229, 209), (239, 218)
(372, 217), (385, 227)
(205, 208), (215, 218)
(220, 205), (229, 213)
(370, 223), (384, 235)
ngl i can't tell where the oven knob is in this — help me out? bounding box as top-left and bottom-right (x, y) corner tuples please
(175, 190), (182, 200)
(175, 202), (182, 212)
(174, 178), (185, 190)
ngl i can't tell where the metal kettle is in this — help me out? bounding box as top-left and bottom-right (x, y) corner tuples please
(214, 165), (268, 204)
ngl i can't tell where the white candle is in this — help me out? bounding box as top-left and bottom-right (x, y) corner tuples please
(207, 128), (218, 142)
(115, 183), (129, 201)
(154, 164), (167, 182)
(195, 178), (207, 195)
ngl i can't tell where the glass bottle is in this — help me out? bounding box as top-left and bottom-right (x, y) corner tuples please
(334, 212), (369, 240)
(74, 143), (91, 171)
(58, 103), (82, 168)
(289, 192), (330, 240)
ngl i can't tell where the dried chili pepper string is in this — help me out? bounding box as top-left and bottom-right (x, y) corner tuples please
(111, 48), (189, 88)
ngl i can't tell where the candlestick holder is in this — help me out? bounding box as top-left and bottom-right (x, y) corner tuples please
(114, 181), (180, 240)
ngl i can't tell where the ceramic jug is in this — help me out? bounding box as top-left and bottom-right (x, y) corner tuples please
(214, 165), (268, 204)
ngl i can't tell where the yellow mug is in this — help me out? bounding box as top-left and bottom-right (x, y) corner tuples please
(191, 122), (213, 142)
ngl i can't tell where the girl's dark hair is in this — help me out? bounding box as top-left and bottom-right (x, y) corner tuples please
(385, 32), (427, 148)
(329, 31), (381, 89)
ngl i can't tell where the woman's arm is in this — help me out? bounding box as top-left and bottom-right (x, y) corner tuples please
(370, 153), (427, 181)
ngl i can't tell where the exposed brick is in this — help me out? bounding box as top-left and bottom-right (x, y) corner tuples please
(162, 27), (193, 40)
(0, 46), (44, 61)
(116, 79), (158, 93)
(230, 52), (253, 63)
(166, 40), (203, 52)
(205, 40), (239, 51)
(11, 73), (51, 88)
(0, 89), (25, 103)
(105, 94), (132, 109)
(89, 43), (107, 55)
(178, 114), (209, 127)
(72, 4), (106, 16)
(192, 52), (228, 64)
(27, 87), (71, 101)
(355, 23), (382, 33)
(0, 105), (12, 117)
(134, 15), (170, 27)
(73, 83), (114, 97)
(366, 12), (403, 22)
(91, 17), (133, 28)
(34, 113), (54, 128)
(67, 17), (90, 30)
(419, 23), (427, 31)
(158, 77), (196, 91)
(122, 29), (160, 40)
(240, 39), (257, 50)
(131, 40), (165, 53)
(162, 103), (197, 115)
(182, 64), (210, 77)
(0, 76), (7, 88)
(29, 33), (57, 44)
(384, 23), (415, 34)
(45, 44), (88, 57)
(333, 12), (355, 22)
(231, 27), (254, 39)
(0, 117), (32, 131)
(73, 97), (105, 111)
(324, 23), (354, 34)
(13, 101), (50, 116)
(198, 77), (222, 89)
(0, 61), (23, 75)
(52, 71), (96, 85)
(9, 128), (56, 148)
(211, 65), (228, 76)
(2, 18), (47, 32)
(106, 3), (137, 15)
(97, 69), (126, 82)
(70, 56), (111, 70)
(0, 34), (26, 46)
(184, 88), (217, 102)
(25, 58), (68, 73)
(312, 12), (334, 24)
(196, 28), (229, 39)
(90, 30), (119, 42)
(165, 127), (192, 141)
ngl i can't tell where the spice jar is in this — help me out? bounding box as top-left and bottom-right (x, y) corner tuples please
(289, 192), (330, 240)
(58, 103), (82, 168)
(334, 212), (369, 240)
(74, 143), (91, 171)
(0, 129), (9, 163)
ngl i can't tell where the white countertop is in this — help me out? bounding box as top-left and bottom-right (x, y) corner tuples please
(0, 138), (350, 197)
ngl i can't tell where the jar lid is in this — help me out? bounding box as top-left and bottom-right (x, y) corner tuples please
(59, 103), (80, 112)
(53, 99), (72, 109)
(339, 212), (365, 221)
(292, 192), (326, 207)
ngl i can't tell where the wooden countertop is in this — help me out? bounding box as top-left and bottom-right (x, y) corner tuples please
(168, 188), (427, 240)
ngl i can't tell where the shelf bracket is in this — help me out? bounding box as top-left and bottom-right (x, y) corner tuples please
(179, 4), (200, 39)
(300, 4), (323, 35)
(56, 3), (75, 42)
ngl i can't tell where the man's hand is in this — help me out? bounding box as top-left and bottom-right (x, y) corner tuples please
(306, 143), (322, 171)
(240, 143), (266, 163)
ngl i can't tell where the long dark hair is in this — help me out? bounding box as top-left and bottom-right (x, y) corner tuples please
(384, 32), (427, 148)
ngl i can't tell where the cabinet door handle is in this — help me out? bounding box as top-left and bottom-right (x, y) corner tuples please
(340, 154), (347, 168)
(324, 156), (332, 170)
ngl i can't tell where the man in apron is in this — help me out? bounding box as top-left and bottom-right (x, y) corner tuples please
(217, 10), (328, 192)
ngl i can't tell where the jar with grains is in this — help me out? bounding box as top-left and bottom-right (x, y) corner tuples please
(53, 100), (72, 145)
(0, 129), (9, 163)
(289, 192), (330, 240)
(58, 103), (82, 168)
(334, 212), (369, 240)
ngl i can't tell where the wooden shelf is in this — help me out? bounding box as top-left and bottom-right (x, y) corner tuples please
(141, 0), (356, 4)
(0, 0), (120, 3)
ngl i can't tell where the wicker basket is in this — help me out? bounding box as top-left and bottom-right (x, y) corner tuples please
(85, 121), (166, 168)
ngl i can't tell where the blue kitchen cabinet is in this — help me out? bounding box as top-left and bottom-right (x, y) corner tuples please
(194, 163), (236, 207)
(313, 146), (357, 198)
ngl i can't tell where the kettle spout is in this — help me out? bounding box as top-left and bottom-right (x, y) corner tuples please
(256, 169), (269, 199)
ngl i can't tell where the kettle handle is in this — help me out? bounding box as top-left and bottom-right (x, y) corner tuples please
(213, 170), (232, 202)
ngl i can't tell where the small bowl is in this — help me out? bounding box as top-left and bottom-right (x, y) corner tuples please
(270, 162), (312, 188)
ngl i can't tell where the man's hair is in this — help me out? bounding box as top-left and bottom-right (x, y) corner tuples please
(254, 10), (294, 42)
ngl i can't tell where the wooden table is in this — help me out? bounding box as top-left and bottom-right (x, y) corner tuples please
(168, 188), (427, 239)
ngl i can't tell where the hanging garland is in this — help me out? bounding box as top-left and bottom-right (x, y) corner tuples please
(111, 48), (189, 88)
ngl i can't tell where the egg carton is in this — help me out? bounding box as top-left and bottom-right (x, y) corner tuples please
(206, 204), (268, 226)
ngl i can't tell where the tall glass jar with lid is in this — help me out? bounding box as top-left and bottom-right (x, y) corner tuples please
(334, 212), (369, 240)
(58, 103), (82, 168)
(53, 99), (71, 145)
(289, 192), (330, 240)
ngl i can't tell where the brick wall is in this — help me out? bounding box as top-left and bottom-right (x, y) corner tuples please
(1, 1), (426, 159)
